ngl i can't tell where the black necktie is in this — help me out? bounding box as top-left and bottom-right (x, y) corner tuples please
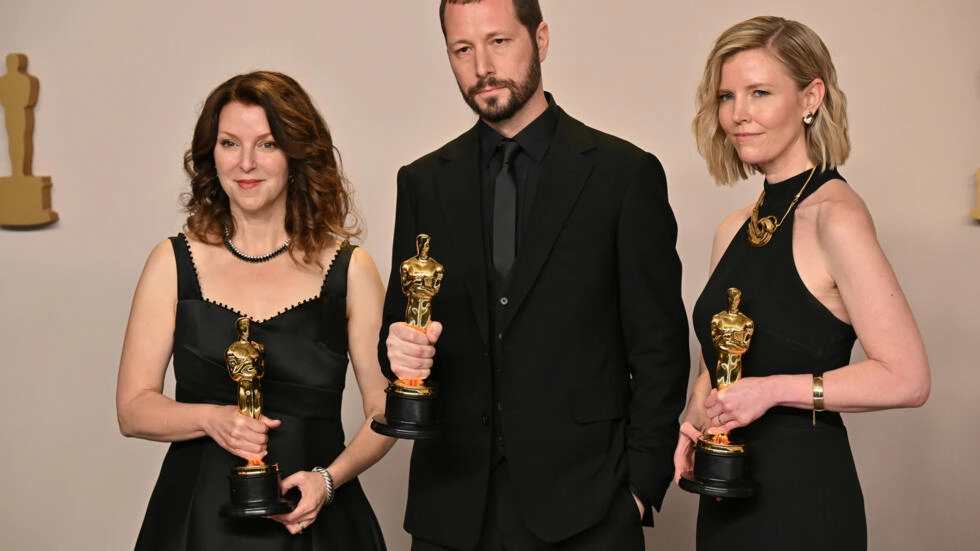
(492, 140), (521, 278)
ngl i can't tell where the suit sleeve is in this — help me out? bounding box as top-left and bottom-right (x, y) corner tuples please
(617, 152), (690, 524)
(379, 165), (421, 381)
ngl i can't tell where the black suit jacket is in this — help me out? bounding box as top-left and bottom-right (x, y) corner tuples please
(380, 105), (689, 548)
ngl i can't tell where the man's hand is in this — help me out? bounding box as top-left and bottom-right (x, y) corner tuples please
(386, 321), (442, 381)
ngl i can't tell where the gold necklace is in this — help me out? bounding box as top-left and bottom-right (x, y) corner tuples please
(747, 166), (817, 247)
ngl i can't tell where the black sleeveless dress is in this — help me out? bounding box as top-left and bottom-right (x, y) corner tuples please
(692, 169), (866, 550)
(134, 235), (386, 550)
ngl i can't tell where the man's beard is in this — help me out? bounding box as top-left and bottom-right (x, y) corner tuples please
(460, 52), (542, 123)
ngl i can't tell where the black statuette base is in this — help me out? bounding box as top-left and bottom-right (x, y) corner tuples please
(219, 465), (294, 518)
(370, 385), (440, 440)
(679, 446), (758, 498)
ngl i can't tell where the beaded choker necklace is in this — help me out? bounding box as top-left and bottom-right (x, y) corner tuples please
(222, 226), (290, 263)
(747, 166), (817, 248)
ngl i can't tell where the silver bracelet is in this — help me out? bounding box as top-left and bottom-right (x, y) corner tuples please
(312, 466), (335, 505)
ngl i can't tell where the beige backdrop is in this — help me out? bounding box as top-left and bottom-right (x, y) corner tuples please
(1, 0), (978, 549)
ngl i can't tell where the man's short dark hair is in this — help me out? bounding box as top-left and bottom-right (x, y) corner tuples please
(439, 0), (543, 43)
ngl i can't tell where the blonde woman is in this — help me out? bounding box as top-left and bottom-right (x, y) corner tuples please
(675, 16), (929, 551)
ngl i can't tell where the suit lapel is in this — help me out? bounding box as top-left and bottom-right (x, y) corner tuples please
(435, 126), (491, 347)
(501, 109), (596, 331)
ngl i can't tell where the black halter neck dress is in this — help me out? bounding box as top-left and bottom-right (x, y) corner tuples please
(691, 168), (866, 550)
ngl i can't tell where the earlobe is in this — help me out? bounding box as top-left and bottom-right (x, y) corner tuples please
(537, 22), (550, 62)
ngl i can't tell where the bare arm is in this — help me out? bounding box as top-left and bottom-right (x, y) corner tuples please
(321, 247), (397, 488)
(684, 204), (750, 422)
(272, 247), (397, 534)
(799, 190), (929, 411)
(682, 360), (713, 429)
(704, 189), (930, 433)
(673, 209), (747, 483)
(115, 239), (277, 460)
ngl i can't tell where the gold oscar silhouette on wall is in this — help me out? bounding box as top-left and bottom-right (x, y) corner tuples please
(971, 169), (980, 221)
(0, 53), (58, 227)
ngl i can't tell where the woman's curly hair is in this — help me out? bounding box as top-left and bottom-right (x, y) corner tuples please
(181, 71), (360, 265)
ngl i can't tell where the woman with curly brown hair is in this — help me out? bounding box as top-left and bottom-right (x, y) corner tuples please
(117, 71), (393, 549)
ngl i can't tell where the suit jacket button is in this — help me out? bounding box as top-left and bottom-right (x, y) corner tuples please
(499, 296), (509, 306)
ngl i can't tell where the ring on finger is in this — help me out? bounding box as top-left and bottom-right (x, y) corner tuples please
(299, 521), (306, 534)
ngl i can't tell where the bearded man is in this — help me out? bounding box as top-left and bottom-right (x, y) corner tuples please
(380, 1), (690, 549)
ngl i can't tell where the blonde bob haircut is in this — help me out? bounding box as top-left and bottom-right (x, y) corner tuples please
(693, 16), (850, 186)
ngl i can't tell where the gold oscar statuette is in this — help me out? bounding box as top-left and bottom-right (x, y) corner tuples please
(218, 317), (294, 518)
(680, 288), (759, 498)
(971, 169), (980, 221)
(0, 53), (58, 228)
(371, 233), (445, 439)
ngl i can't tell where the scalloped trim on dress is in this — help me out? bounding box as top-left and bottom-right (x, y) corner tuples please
(182, 234), (345, 324)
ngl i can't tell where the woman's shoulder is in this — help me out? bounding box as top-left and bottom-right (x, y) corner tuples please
(342, 243), (384, 310)
(147, 236), (179, 264)
(797, 178), (881, 267)
(133, 238), (180, 298)
(715, 203), (753, 244)
(312, 239), (376, 277)
(178, 232), (225, 267)
(800, 177), (874, 234)
(346, 244), (380, 278)
(708, 203), (753, 268)
(720, 203), (753, 230)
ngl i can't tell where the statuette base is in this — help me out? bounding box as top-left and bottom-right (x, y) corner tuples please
(0, 175), (58, 227)
(679, 437), (758, 498)
(371, 383), (440, 439)
(219, 463), (294, 518)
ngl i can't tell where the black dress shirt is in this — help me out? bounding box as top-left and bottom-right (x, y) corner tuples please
(478, 94), (559, 287)
(477, 95), (559, 462)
